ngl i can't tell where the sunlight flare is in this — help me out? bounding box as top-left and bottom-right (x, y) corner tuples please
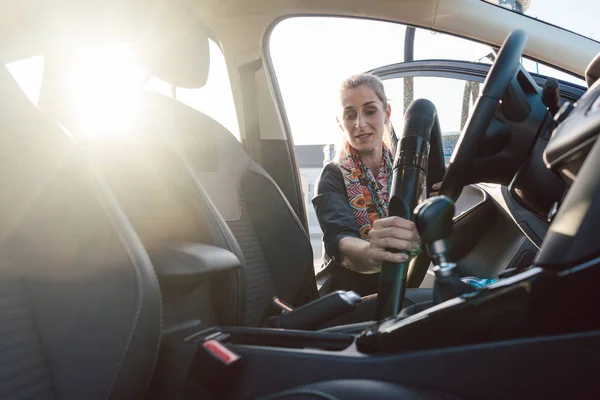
(65, 44), (144, 139)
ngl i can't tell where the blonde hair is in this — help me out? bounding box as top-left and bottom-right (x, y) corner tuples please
(335, 73), (395, 162)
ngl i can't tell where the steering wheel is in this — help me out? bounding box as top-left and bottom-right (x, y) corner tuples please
(439, 30), (528, 201)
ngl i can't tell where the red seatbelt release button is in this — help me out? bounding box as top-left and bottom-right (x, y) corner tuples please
(202, 340), (240, 365)
(272, 297), (294, 313)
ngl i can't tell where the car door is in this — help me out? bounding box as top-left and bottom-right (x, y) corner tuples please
(368, 59), (586, 287)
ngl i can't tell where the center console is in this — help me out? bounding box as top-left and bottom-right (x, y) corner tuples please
(163, 272), (600, 399)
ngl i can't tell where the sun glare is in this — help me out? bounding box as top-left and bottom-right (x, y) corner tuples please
(5, 56), (44, 104)
(66, 44), (144, 139)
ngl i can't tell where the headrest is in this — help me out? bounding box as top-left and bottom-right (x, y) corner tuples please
(3, 0), (210, 88)
(133, 1), (210, 89)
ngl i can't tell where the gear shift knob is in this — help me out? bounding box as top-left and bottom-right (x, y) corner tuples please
(414, 195), (454, 265)
(415, 195), (475, 304)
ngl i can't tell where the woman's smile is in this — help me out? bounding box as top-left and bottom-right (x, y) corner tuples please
(355, 132), (373, 142)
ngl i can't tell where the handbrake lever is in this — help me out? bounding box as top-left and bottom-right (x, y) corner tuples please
(265, 291), (361, 330)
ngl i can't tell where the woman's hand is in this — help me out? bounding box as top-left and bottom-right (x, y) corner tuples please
(368, 216), (420, 264)
(430, 181), (442, 197)
(341, 181), (444, 272)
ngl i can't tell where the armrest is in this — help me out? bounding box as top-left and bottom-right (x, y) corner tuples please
(151, 243), (241, 285)
(266, 291), (361, 330)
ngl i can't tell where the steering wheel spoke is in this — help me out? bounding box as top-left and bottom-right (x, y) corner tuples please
(440, 29), (529, 201)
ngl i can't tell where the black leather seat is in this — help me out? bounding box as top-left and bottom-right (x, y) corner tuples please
(0, 65), (163, 398)
(39, 11), (246, 335)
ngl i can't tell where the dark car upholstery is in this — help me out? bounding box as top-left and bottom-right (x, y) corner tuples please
(0, 65), (162, 399)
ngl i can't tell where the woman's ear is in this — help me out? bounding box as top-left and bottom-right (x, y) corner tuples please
(385, 103), (392, 124)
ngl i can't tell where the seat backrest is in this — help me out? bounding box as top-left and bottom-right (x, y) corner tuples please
(138, 92), (319, 326)
(135, 9), (319, 322)
(0, 66), (162, 399)
(81, 133), (246, 330)
(38, 7), (245, 332)
(38, 8), (318, 327)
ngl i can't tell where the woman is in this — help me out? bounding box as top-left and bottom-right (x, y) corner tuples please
(313, 73), (441, 296)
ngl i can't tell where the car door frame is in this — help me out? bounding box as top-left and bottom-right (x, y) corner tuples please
(368, 59), (585, 104)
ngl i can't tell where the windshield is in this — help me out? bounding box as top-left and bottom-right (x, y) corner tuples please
(483, 0), (599, 42)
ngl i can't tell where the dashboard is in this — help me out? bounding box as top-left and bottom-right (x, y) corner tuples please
(534, 59), (600, 269)
(544, 77), (600, 183)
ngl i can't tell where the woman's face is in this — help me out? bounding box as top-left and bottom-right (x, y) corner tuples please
(338, 85), (391, 154)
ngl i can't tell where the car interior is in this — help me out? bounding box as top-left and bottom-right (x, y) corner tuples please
(1, 0), (600, 399)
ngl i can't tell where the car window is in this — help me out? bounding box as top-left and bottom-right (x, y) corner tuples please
(482, 0), (599, 43)
(520, 58), (586, 86)
(269, 16), (586, 270)
(270, 17), (585, 146)
(146, 39), (241, 140)
(5, 39), (240, 140)
(5, 56), (45, 104)
(415, 29), (587, 87)
(414, 30), (494, 64)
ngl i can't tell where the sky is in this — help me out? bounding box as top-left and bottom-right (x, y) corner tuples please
(269, 18), (493, 145)
(3, 0), (599, 146)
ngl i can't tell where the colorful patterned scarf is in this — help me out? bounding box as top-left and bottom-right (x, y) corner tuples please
(338, 141), (394, 239)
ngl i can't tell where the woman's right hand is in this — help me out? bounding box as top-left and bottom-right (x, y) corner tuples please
(430, 181), (442, 197)
(368, 216), (420, 264)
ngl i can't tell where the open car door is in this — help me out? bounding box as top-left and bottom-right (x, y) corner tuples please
(367, 58), (586, 288)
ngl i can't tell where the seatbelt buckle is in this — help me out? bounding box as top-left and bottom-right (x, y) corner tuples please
(266, 291), (361, 330)
(202, 339), (240, 365)
(272, 297), (294, 313)
(262, 297), (294, 328)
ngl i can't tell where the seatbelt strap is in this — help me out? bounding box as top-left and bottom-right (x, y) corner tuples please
(238, 58), (264, 163)
(238, 57), (317, 311)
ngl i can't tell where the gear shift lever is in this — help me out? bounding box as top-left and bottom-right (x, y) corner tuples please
(415, 195), (475, 304)
(414, 196), (454, 266)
